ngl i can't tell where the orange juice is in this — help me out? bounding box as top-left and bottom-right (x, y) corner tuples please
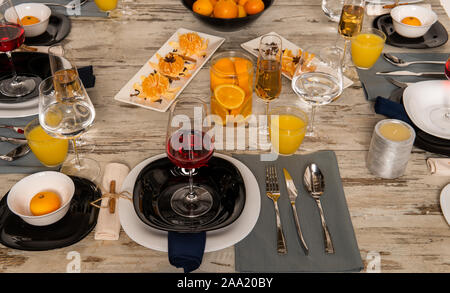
(25, 120), (68, 167)
(94, 0), (118, 12)
(210, 51), (253, 125)
(351, 29), (386, 69)
(270, 110), (308, 155)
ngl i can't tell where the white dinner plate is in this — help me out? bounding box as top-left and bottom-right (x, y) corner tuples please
(118, 152), (261, 253)
(403, 80), (450, 140)
(114, 28), (225, 112)
(240, 32), (353, 89)
(440, 184), (450, 226)
(0, 97), (39, 118)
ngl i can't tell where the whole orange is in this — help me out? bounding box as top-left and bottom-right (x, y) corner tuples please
(238, 0), (249, 6)
(210, 0), (218, 6)
(214, 0), (238, 19)
(193, 0), (214, 16)
(29, 191), (61, 216)
(244, 0), (264, 15)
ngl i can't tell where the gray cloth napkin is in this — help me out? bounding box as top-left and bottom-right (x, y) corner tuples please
(357, 53), (449, 101)
(233, 151), (363, 272)
(0, 115), (58, 174)
(14, 0), (107, 17)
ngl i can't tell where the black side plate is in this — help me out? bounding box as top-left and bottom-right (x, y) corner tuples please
(24, 13), (71, 46)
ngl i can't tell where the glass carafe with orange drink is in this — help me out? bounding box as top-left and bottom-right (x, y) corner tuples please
(210, 51), (254, 125)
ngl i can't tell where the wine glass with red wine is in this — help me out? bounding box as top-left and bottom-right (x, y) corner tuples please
(445, 57), (450, 80)
(166, 97), (215, 218)
(0, 0), (36, 97)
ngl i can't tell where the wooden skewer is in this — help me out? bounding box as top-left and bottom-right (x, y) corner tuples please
(19, 44), (38, 52)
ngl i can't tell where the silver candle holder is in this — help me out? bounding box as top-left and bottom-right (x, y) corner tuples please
(367, 119), (416, 179)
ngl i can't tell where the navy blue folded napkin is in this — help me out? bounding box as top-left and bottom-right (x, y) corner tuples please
(168, 231), (206, 273)
(374, 96), (412, 124)
(78, 66), (96, 88)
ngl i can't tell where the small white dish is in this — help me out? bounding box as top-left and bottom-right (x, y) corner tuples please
(403, 80), (450, 140)
(440, 184), (450, 226)
(8, 3), (51, 37)
(119, 153), (261, 253)
(7, 171), (75, 226)
(114, 28), (225, 112)
(390, 5), (438, 38)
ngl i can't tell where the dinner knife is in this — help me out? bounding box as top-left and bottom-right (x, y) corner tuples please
(283, 168), (309, 255)
(0, 136), (27, 144)
(376, 71), (445, 77)
(0, 125), (25, 134)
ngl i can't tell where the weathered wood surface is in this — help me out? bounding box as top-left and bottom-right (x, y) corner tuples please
(0, 0), (449, 273)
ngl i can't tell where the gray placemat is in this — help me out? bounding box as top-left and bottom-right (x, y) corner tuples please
(357, 53), (449, 101)
(14, 0), (107, 17)
(233, 151), (363, 272)
(0, 115), (58, 174)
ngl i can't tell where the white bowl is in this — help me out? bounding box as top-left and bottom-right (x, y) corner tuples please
(7, 171), (75, 226)
(390, 5), (438, 38)
(6, 3), (51, 37)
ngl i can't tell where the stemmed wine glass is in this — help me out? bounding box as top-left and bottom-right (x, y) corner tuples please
(0, 0), (36, 97)
(292, 46), (343, 137)
(166, 97), (215, 218)
(337, 0), (365, 81)
(38, 74), (100, 181)
(255, 34), (282, 139)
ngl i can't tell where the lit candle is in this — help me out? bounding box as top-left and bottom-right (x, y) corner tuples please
(367, 119), (416, 179)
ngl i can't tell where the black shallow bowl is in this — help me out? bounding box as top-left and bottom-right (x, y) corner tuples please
(133, 156), (246, 232)
(181, 0), (273, 32)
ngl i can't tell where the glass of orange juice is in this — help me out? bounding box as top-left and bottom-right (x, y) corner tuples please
(269, 106), (308, 155)
(24, 118), (69, 167)
(350, 28), (386, 70)
(210, 51), (254, 125)
(94, 0), (119, 13)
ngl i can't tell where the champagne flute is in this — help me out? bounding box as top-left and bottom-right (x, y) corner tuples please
(38, 75), (100, 181)
(337, 0), (365, 80)
(0, 0), (36, 97)
(255, 34), (282, 137)
(292, 46), (343, 137)
(166, 97), (215, 218)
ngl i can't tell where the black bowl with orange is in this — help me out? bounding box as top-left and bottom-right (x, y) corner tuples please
(182, 0), (273, 32)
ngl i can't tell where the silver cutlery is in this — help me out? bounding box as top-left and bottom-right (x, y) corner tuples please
(0, 136), (27, 145)
(383, 53), (446, 67)
(42, 0), (88, 9)
(0, 144), (30, 161)
(283, 168), (309, 255)
(0, 125), (24, 134)
(304, 163), (335, 254)
(265, 165), (287, 255)
(385, 77), (413, 88)
(376, 70), (445, 77)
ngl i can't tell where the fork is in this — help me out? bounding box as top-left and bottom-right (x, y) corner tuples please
(265, 165), (287, 254)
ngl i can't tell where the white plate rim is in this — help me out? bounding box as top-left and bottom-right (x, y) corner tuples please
(118, 152), (261, 253)
(403, 80), (450, 140)
(114, 28), (225, 113)
(440, 183), (450, 226)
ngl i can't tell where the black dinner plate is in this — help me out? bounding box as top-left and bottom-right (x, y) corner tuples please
(373, 14), (448, 49)
(133, 156), (246, 232)
(0, 52), (52, 103)
(0, 176), (101, 251)
(24, 13), (71, 47)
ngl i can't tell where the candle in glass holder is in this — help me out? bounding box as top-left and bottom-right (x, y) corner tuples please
(367, 119), (415, 179)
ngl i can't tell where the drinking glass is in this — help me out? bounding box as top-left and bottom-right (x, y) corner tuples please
(292, 46), (343, 137)
(38, 75), (100, 181)
(322, 0), (344, 22)
(166, 97), (215, 218)
(0, 0), (36, 97)
(351, 28), (386, 70)
(337, 0), (365, 80)
(94, 0), (135, 18)
(94, 0), (119, 15)
(445, 57), (450, 80)
(255, 34), (282, 136)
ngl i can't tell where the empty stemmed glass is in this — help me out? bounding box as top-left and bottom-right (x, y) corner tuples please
(0, 0), (36, 97)
(292, 46), (343, 137)
(166, 97), (215, 218)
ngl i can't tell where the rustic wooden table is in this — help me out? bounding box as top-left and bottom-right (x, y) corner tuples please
(0, 0), (449, 273)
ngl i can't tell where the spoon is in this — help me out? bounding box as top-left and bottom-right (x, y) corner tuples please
(383, 53), (446, 67)
(0, 144), (30, 162)
(303, 163), (335, 254)
(42, 0), (88, 9)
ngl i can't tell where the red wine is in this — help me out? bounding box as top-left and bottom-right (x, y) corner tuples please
(445, 57), (450, 80)
(167, 129), (214, 169)
(0, 23), (24, 52)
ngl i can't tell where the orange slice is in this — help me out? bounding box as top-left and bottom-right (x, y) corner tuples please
(214, 84), (245, 110)
(233, 57), (251, 95)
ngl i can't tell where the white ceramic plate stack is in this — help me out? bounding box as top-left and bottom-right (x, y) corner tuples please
(0, 97), (39, 118)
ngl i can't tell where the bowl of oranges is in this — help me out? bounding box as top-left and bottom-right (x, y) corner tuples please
(7, 171), (75, 226)
(182, 0), (273, 31)
(390, 5), (438, 38)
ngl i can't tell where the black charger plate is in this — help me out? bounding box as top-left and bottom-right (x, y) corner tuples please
(373, 14), (448, 49)
(0, 176), (101, 251)
(133, 157), (246, 232)
(24, 13), (71, 46)
(0, 52), (52, 103)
